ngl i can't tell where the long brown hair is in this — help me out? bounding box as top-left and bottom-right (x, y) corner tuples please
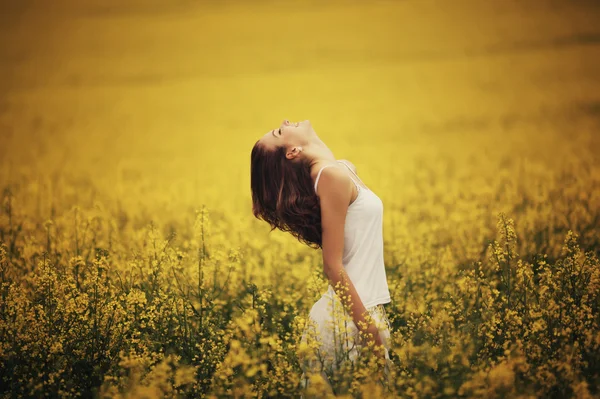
(250, 140), (322, 249)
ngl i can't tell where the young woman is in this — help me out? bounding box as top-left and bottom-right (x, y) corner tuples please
(250, 119), (393, 392)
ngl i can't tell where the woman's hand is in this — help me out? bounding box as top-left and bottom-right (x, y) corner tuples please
(360, 323), (386, 363)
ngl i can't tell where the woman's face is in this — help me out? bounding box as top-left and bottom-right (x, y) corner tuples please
(260, 119), (314, 152)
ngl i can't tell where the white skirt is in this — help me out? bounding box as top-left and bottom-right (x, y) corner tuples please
(298, 285), (394, 393)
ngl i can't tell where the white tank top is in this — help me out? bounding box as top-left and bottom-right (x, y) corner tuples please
(313, 160), (392, 308)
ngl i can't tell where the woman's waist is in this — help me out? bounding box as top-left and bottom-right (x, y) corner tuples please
(321, 285), (391, 330)
(325, 284), (390, 309)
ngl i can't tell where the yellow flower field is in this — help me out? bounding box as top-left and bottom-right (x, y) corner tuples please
(0, 1), (599, 397)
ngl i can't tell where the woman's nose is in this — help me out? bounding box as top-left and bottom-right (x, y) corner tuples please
(283, 119), (289, 126)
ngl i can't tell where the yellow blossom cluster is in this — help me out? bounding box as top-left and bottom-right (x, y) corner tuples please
(0, 3), (599, 394)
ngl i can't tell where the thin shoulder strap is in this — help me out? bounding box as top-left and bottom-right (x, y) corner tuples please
(314, 164), (335, 195)
(337, 160), (368, 190)
(335, 160), (360, 192)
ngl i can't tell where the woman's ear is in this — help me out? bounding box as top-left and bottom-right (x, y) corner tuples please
(286, 146), (303, 160)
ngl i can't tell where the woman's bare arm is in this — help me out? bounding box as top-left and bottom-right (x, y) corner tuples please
(316, 166), (385, 357)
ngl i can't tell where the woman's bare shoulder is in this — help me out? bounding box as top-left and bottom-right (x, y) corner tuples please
(337, 159), (357, 173)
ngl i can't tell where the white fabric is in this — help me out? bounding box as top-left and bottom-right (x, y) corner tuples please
(314, 160), (392, 308)
(299, 160), (393, 393)
(299, 290), (393, 394)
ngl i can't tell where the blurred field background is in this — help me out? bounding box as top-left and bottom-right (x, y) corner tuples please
(1, 0), (599, 397)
